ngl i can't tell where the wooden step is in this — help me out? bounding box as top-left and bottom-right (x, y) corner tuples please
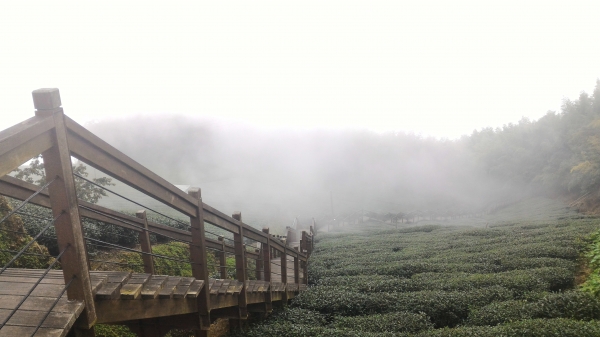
(158, 277), (182, 299)
(173, 277), (194, 299)
(95, 282), (122, 300)
(186, 280), (204, 298)
(141, 276), (169, 299)
(120, 274), (151, 300)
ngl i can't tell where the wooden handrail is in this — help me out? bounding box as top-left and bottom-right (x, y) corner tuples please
(0, 88), (315, 335)
(0, 175), (266, 261)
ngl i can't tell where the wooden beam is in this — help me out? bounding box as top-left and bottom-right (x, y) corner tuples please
(0, 176), (52, 208)
(64, 116), (198, 217)
(95, 298), (197, 323)
(187, 188), (211, 335)
(32, 88), (97, 329)
(218, 236), (227, 279)
(0, 115), (55, 178)
(261, 227), (273, 313)
(136, 211), (155, 275)
(232, 212), (247, 319)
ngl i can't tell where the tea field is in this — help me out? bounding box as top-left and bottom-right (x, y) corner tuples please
(236, 198), (600, 336)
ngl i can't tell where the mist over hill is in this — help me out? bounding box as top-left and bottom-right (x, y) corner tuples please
(86, 119), (511, 225)
(86, 81), (600, 225)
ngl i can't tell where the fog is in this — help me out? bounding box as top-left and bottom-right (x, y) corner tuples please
(87, 115), (520, 229)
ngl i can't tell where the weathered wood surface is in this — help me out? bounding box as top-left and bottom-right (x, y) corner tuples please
(0, 269), (85, 337)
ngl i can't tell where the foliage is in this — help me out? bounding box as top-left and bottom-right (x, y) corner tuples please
(581, 228), (600, 296)
(13, 155), (114, 204)
(469, 80), (600, 201)
(466, 291), (600, 326)
(333, 311), (434, 333)
(0, 196), (53, 269)
(243, 209), (600, 336)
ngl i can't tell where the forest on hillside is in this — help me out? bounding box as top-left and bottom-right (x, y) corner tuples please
(86, 81), (600, 220)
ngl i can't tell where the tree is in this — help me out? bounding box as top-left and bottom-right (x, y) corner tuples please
(13, 155), (114, 203)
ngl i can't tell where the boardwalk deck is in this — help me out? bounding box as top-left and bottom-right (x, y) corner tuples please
(0, 269), (85, 337)
(0, 269), (305, 336)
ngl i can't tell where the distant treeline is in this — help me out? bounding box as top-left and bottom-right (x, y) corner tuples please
(86, 81), (600, 219)
(469, 80), (600, 210)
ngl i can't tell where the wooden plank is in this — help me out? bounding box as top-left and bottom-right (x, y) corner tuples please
(0, 276), (66, 285)
(120, 284), (143, 300)
(0, 325), (65, 337)
(105, 271), (131, 284)
(172, 277), (194, 298)
(218, 280), (230, 295)
(65, 116), (198, 217)
(158, 277), (182, 299)
(186, 280), (204, 299)
(95, 283), (122, 300)
(0, 309), (75, 329)
(0, 296), (83, 315)
(141, 276), (168, 299)
(126, 273), (150, 284)
(209, 280), (221, 295)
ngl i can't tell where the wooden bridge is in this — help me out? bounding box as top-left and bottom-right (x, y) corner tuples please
(0, 89), (315, 336)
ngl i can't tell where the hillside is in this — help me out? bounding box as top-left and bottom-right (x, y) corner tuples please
(237, 198), (600, 336)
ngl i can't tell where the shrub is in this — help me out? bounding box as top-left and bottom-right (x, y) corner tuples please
(333, 311), (433, 333)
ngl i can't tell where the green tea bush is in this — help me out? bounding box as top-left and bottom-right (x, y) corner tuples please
(333, 311), (433, 333)
(416, 318), (600, 337)
(248, 214), (600, 335)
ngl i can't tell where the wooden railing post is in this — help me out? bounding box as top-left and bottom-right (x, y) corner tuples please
(293, 249), (300, 285)
(136, 210), (155, 275)
(32, 88), (97, 331)
(255, 249), (262, 280)
(261, 227), (272, 313)
(280, 248), (288, 303)
(218, 236), (227, 279)
(187, 188), (211, 336)
(232, 212), (248, 319)
(303, 259), (308, 284)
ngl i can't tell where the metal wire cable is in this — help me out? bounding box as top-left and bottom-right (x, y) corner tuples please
(29, 276), (75, 337)
(0, 177), (57, 226)
(0, 212), (64, 275)
(15, 211), (52, 222)
(84, 237), (192, 264)
(0, 249), (56, 260)
(0, 245), (69, 329)
(74, 173), (189, 227)
(81, 223), (136, 241)
(89, 259), (145, 267)
(79, 205), (190, 245)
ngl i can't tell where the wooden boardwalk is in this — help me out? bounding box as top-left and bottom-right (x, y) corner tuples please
(0, 269), (306, 336)
(0, 88), (314, 336)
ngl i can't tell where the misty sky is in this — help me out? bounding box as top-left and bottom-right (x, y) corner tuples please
(1, 1), (600, 139)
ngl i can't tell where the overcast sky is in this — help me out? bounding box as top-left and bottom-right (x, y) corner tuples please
(1, 1), (600, 139)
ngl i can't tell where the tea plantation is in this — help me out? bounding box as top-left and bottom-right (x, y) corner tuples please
(236, 198), (600, 336)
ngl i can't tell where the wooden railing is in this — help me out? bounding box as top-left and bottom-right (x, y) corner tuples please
(0, 88), (314, 336)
